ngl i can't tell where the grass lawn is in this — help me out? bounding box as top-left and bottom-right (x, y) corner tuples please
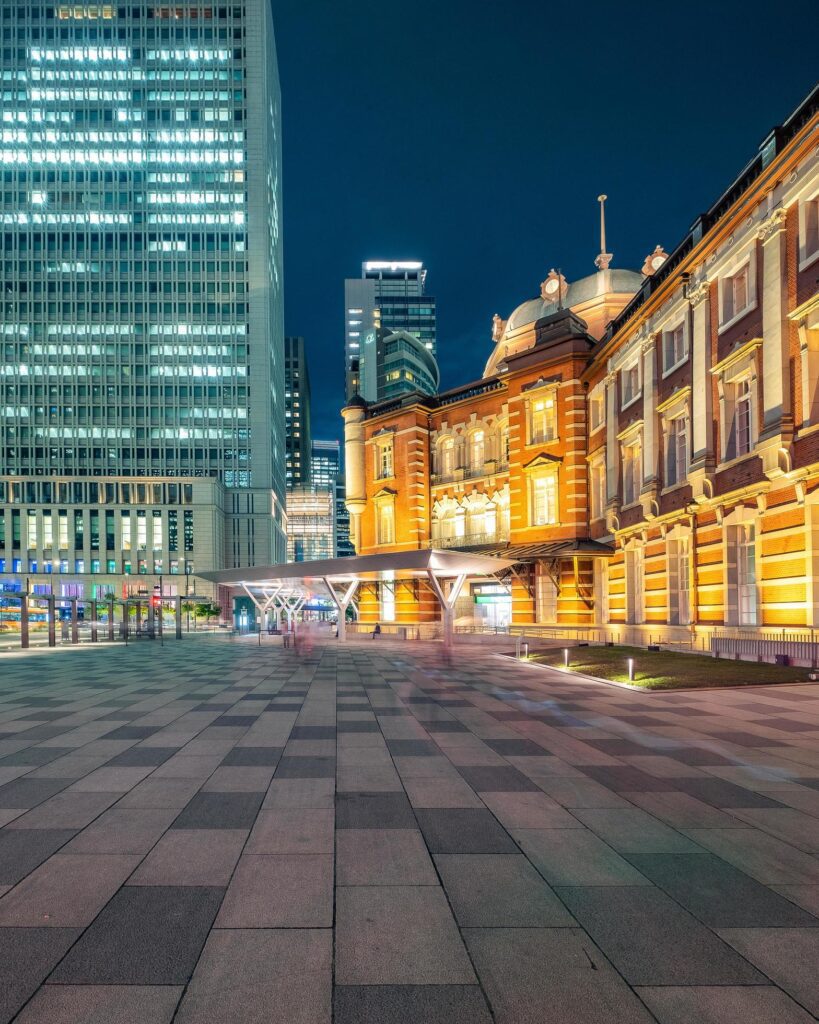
(527, 645), (812, 691)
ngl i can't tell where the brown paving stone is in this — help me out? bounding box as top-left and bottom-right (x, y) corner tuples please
(13, 985), (183, 1024)
(336, 829), (437, 886)
(216, 854), (333, 927)
(128, 829), (248, 886)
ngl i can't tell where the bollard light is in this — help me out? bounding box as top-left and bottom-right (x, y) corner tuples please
(627, 658), (635, 682)
(563, 647), (569, 668)
(521, 641), (529, 660)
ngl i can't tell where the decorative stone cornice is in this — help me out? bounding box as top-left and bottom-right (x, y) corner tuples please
(687, 280), (711, 307)
(757, 207), (788, 243)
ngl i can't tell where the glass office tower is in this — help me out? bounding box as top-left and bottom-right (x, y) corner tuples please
(0, 1), (285, 603)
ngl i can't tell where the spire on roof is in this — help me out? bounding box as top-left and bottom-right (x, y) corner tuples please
(594, 194), (613, 271)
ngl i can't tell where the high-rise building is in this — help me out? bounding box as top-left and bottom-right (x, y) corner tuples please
(345, 261), (437, 401)
(0, 2), (285, 610)
(311, 439), (354, 557)
(284, 336), (312, 487)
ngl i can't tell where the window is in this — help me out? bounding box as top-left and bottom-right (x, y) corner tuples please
(589, 458), (606, 520)
(621, 435), (642, 505)
(667, 536), (691, 626)
(593, 560), (609, 625)
(439, 437), (456, 478)
(376, 501), (395, 545)
(662, 322), (687, 373)
(531, 472), (558, 526)
(665, 415), (689, 486)
(588, 383), (605, 431)
(720, 259), (755, 328)
(380, 579), (395, 622)
(735, 378), (753, 457)
(469, 430), (485, 473)
(799, 192), (819, 269)
(621, 361), (640, 407)
(376, 440), (394, 480)
(536, 567), (558, 623)
(727, 523), (757, 626)
(529, 393), (556, 444)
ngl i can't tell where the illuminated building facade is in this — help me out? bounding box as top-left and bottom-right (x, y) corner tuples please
(0, 1), (285, 610)
(311, 437), (354, 557)
(344, 261), (437, 402)
(345, 87), (819, 644)
(286, 485), (335, 563)
(284, 335), (311, 486)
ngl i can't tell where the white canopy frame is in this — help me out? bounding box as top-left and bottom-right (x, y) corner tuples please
(201, 549), (518, 649)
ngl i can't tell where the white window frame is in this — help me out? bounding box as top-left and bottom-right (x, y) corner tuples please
(620, 358), (641, 410)
(536, 565), (558, 624)
(588, 382), (605, 431)
(527, 390), (558, 446)
(718, 250), (757, 333)
(661, 318), (688, 376)
(529, 468), (558, 527)
(625, 543), (645, 624)
(375, 499), (395, 546)
(713, 339), (761, 464)
(798, 186), (819, 272)
(374, 439), (394, 480)
(468, 428), (486, 474)
(667, 533), (691, 626)
(664, 413), (689, 487)
(621, 433), (642, 506)
(589, 454), (606, 521)
(725, 520), (758, 627)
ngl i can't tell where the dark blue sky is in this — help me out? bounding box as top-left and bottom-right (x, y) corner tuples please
(271, 0), (818, 441)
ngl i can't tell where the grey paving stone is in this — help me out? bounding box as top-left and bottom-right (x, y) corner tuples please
(202, 767), (276, 792)
(334, 985), (492, 1024)
(402, 776), (485, 808)
(581, 765), (678, 793)
(175, 928), (332, 1024)
(215, 716), (258, 728)
(0, 828), (76, 885)
(457, 765), (540, 792)
(0, 746), (73, 767)
(634, 985), (816, 1024)
(717, 929), (819, 1016)
(172, 791), (265, 830)
(274, 756), (336, 779)
(571, 807), (701, 854)
(485, 738), (549, 756)
(682, 827), (819, 884)
(50, 885), (224, 985)
(0, 852), (139, 926)
(220, 746), (283, 766)
(336, 792), (416, 829)
(436, 853), (575, 926)
(105, 747), (179, 767)
(64, 808), (178, 854)
(626, 852), (819, 927)
(264, 778), (335, 809)
(534, 777), (632, 807)
(0, 777), (74, 809)
(559, 886), (765, 985)
(216, 854), (333, 927)
(14, 985), (182, 1024)
(69, 766), (154, 792)
(625, 791), (748, 829)
(415, 807), (518, 853)
(128, 829), (247, 886)
(336, 829), (437, 885)
(0, 927), (81, 1024)
(6, 791), (120, 830)
(426, 721), (469, 733)
(673, 777), (785, 808)
(245, 808), (334, 854)
(290, 726), (336, 739)
(464, 926), (656, 1024)
(726, 807), (819, 853)
(480, 790), (583, 829)
(336, 720), (379, 733)
(104, 726), (159, 740)
(514, 828), (650, 886)
(335, 886), (475, 985)
(386, 739), (439, 756)
(116, 776), (204, 809)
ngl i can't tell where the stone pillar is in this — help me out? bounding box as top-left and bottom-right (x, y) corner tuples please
(147, 599), (155, 639)
(175, 595), (182, 640)
(759, 209), (791, 439)
(47, 596), (56, 647)
(20, 595), (29, 649)
(642, 340), (658, 487)
(108, 597), (115, 642)
(604, 372), (618, 504)
(90, 606), (98, 643)
(342, 401), (367, 553)
(690, 283), (712, 466)
(70, 598), (79, 645)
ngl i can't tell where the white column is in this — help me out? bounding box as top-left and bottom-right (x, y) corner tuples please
(759, 209), (790, 437)
(323, 578), (359, 641)
(604, 372), (618, 504)
(426, 571), (467, 650)
(690, 284), (712, 466)
(642, 341), (657, 487)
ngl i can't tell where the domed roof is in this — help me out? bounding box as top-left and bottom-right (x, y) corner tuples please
(506, 269), (644, 332)
(344, 393), (367, 410)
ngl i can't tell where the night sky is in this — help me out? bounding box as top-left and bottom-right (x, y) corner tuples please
(270, 0), (818, 442)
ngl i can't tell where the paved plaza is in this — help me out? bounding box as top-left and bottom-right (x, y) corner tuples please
(1, 636), (819, 1022)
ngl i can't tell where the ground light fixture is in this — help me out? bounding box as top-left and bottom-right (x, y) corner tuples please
(627, 658), (635, 682)
(563, 647), (569, 668)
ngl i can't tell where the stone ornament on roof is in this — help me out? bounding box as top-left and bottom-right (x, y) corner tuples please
(540, 269), (568, 303)
(491, 313), (507, 343)
(642, 245), (669, 276)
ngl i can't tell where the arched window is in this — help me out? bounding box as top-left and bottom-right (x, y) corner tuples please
(468, 429), (485, 474)
(439, 436), (456, 478)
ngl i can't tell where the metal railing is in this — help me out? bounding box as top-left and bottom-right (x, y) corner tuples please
(710, 629), (819, 665)
(434, 531), (509, 549)
(431, 461), (509, 485)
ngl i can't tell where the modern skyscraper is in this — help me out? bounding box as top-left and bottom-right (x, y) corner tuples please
(284, 336), (312, 487)
(345, 261), (436, 401)
(0, 1), (285, 609)
(286, 486), (335, 563)
(311, 439), (354, 557)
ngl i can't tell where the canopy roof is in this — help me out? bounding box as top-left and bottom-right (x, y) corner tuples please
(198, 548), (518, 591)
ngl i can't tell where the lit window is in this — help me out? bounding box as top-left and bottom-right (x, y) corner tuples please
(376, 440), (394, 480)
(799, 193), (819, 269)
(735, 378), (752, 456)
(531, 472), (558, 526)
(621, 361), (640, 407)
(621, 435), (642, 505)
(720, 261), (755, 327)
(589, 458), (606, 520)
(588, 383), (605, 431)
(529, 393), (556, 444)
(469, 430), (485, 473)
(376, 502), (395, 545)
(665, 415), (689, 486)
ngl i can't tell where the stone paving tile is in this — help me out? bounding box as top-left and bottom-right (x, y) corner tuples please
(274, 756), (336, 779)
(464, 927), (656, 1024)
(0, 828), (76, 886)
(216, 854), (333, 927)
(514, 828), (650, 886)
(220, 746), (283, 766)
(559, 886), (766, 985)
(333, 985), (492, 1024)
(436, 853), (575, 927)
(336, 829), (437, 886)
(335, 886), (475, 985)
(6, 791), (120, 830)
(0, 852), (140, 926)
(263, 778), (335, 809)
(175, 928), (331, 1024)
(0, 778), (75, 809)
(245, 808), (334, 854)
(415, 808), (518, 853)
(571, 807), (701, 853)
(14, 985), (183, 1024)
(0, 927), (81, 1024)
(171, 791), (265, 830)
(51, 885), (224, 984)
(336, 791), (416, 829)
(402, 776), (485, 808)
(681, 826), (819, 884)
(63, 808), (178, 854)
(634, 985), (816, 1024)
(717, 928), (819, 1016)
(128, 829), (247, 886)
